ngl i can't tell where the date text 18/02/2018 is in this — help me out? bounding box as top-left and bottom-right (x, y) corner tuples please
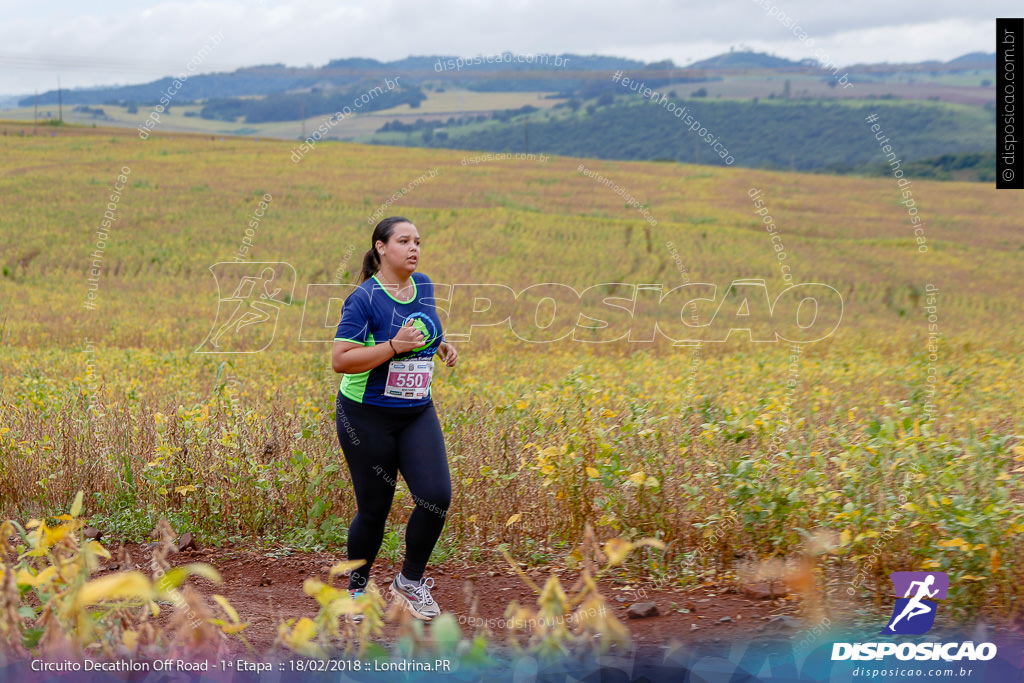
(284, 659), (453, 672)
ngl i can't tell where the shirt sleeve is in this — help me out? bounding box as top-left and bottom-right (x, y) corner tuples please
(335, 288), (372, 344)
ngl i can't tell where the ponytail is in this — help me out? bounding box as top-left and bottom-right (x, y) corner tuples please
(357, 216), (411, 284)
(359, 248), (380, 284)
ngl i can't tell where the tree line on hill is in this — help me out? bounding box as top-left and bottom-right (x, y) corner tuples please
(370, 98), (994, 178)
(20, 53), (656, 107)
(198, 82), (427, 123)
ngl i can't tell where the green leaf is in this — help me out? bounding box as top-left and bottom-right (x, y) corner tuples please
(22, 627), (44, 649)
(429, 613), (461, 655)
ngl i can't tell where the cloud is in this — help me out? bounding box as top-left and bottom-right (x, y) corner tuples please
(0, 0), (1004, 95)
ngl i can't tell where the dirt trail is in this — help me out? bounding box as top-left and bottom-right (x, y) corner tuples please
(109, 540), (804, 659)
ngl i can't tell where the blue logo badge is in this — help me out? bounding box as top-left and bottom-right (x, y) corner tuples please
(882, 572), (948, 635)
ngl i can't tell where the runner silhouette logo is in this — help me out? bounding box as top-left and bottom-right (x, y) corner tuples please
(197, 262), (296, 353)
(882, 571), (949, 635)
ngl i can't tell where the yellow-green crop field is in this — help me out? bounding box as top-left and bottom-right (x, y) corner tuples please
(0, 88), (564, 140)
(1, 121), (1022, 626)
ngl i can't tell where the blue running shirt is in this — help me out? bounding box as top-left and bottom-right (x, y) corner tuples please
(334, 272), (445, 407)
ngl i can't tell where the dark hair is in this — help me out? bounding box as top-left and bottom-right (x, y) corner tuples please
(359, 216), (411, 284)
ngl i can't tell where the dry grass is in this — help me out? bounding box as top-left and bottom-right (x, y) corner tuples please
(0, 123), (1021, 629)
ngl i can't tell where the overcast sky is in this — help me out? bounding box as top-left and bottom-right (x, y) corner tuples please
(0, 0), (1013, 97)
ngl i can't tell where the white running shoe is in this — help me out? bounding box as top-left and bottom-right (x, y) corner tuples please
(390, 574), (441, 621)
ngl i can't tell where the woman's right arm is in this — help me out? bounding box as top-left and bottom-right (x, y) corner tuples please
(332, 339), (394, 374)
(332, 321), (424, 374)
(333, 289), (392, 374)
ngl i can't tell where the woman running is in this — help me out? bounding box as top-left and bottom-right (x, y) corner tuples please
(331, 216), (457, 621)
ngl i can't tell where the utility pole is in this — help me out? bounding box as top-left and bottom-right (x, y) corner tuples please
(301, 102), (306, 139)
(524, 119), (529, 154)
(58, 76), (63, 123)
(34, 90), (38, 135)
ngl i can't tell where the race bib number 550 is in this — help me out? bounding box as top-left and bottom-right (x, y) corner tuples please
(385, 360), (434, 399)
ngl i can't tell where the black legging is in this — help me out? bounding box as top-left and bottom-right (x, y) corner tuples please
(335, 392), (451, 591)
